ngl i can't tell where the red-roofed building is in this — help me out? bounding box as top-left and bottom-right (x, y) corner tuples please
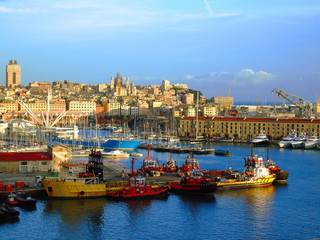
(0, 144), (70, 173)
(180, 116), (320, 140)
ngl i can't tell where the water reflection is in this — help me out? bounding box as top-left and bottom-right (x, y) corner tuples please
(43, 198), (107, 239)
(216, 186), (277, 239)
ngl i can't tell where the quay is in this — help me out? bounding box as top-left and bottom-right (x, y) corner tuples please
(0, 161), (180, 200)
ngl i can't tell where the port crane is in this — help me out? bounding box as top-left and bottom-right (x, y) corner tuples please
(271, 88), (313, 118)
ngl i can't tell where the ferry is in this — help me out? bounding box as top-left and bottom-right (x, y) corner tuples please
(42, 151), (127, 198)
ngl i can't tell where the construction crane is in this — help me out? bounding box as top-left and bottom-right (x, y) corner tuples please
(220, 88), (223, 112)
(271, 88), (313, 118)
(225, 87), (231, 111)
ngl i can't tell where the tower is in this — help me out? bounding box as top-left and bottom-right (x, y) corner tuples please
(126, 76), (129, 89)
(110, 76), (114, 90)
(6, 60), (21, 88)
(115, 72), (123, 87)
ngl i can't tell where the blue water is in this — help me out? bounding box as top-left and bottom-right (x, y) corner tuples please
(1, 144), (320, 240)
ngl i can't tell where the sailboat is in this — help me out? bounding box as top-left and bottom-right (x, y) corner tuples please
(189, 91), (206, 144)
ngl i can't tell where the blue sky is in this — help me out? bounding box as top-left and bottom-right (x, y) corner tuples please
(0, 0), (319, 102)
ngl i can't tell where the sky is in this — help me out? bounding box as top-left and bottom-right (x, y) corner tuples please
(0, 0), (319, 102)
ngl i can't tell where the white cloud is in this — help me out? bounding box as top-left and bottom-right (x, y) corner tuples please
(232, 69), (276, 85)
(183, 75), (194, 80)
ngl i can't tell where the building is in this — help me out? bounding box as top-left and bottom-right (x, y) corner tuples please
(6, 60), (21, 88)
(0, 144), (71, 173)
(0, 102), (19, 114)
(131, 106), (139, 116)
(106, 99), (120, 116)
(161, 79), (170, 92)
(179, 116), (320, 140)
(202, 105), (218, 117)
(68, 101), (96, 114)
(181, 93), (194, 105)
(39, 82), (52, 90)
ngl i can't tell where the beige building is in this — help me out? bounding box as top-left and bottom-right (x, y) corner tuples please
(68, 101), (96, 114)
(180, 116), (320, 140)
(0, 103), (19, 114)
(107, 99), (120, 116)
(182, 93), (194, 105)
(202, 105), (218, 117)
(6, 60), (21, 88)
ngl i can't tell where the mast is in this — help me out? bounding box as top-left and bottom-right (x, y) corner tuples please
(196, 91), (199, 138)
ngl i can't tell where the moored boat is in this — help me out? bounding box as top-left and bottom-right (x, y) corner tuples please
(14, 192), (37, 206)
(251, 131), (269, 147)
(42, 151), (127, 198)
(0, 206), (20, 221)
(107, 158), (168, 200)
(304, 134), (319, 149)
(6, 192), (19, 206)
(279, 130), (296, 148)
(180, 152), (200, 173)
(101, 150), (130, 159)
(169, 169), (217, 196)
(214, 149), (232, 156)
(265, 158), (289, 182)
(290, 132), (307, 149)
(214, 153), (276, 190)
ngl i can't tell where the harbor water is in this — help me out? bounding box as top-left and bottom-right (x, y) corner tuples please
(1, 144), (320, 240)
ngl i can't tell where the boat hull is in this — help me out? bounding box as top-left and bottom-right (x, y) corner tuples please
(252, 140), (270, 147)
(42, 179), (127, 198)
(169, 182), (217, 196)
(107, 189), (169, 200)
(52, 137), (141, 151)
(216, 175), (276, 191)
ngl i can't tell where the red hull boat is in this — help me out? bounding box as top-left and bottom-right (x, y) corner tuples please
(108, 158), (168, 200)
(169, 169), (217, 196)
(6, 193), (19, 206)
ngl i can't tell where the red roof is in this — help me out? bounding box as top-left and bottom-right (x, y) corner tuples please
(0, 152), (52, 162)
(181, 116), (211, 120)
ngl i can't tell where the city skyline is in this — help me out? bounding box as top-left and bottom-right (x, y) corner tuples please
(0, 0), (319, 102)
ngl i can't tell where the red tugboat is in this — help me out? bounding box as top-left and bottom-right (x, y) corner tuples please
(6, 192), (19, 206)
(265, 158), (289, 183)
(169, 169), (217, 196)
(139, 145), (164, 176)
(108, 158), (169, 200)
(180, 152), (200, 173)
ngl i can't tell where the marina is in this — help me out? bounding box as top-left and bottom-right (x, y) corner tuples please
(0, 143), (319, 239)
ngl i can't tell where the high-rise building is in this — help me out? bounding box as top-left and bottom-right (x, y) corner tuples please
(6, 60), (21, 88)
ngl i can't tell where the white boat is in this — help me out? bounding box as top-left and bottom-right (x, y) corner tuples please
(279, 130), (296, 148)
(251, 131), (269, 147)
(290, 133), (307, 149)
(101, 150), (130, 159)
(130, 152), (143, 158)
(304, 134), (319, 149)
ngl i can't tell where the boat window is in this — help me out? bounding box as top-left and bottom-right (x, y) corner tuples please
(48, 187), (52, 192)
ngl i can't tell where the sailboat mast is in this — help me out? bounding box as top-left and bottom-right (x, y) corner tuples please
(196, 91), (199, 138)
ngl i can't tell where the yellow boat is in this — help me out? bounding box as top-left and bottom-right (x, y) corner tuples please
(42, 153), (127, 198)
(42, 178), (127, 198)
(214, 153), (277, 191)
(216, 174), (276, 191)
